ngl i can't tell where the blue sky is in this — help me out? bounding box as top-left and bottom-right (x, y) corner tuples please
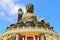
(0, 0), (60, 35)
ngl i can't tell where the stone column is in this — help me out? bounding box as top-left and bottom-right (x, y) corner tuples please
(3, 37), (7, 40)
(39, 34), (46, 40)
(16, 34), (19, 40)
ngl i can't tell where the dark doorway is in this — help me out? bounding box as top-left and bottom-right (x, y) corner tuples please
(27, 37), (33, 40)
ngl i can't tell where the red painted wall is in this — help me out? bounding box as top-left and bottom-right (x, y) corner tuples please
(27, 37), (33, 40)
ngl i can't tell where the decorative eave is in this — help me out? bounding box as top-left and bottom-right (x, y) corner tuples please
(0, 27), (58, 37)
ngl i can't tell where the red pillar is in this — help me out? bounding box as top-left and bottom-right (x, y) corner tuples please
(35, 36), (39, 40)
(22, 36), (25, 40)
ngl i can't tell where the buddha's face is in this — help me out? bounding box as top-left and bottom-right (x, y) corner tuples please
(26, 4), (34, 13)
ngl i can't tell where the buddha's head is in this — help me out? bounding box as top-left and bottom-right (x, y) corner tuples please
(26, 3), (34, 13)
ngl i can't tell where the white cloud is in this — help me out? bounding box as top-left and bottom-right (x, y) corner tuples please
(0, 0), (26, 22)
(0, 12), (6, 19)
(9, 4), (26, 16)
(0, 12), (5, 17)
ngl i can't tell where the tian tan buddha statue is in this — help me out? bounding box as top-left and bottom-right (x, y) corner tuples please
(18, 3), (39, 23)
(17, 3), (50, 28)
